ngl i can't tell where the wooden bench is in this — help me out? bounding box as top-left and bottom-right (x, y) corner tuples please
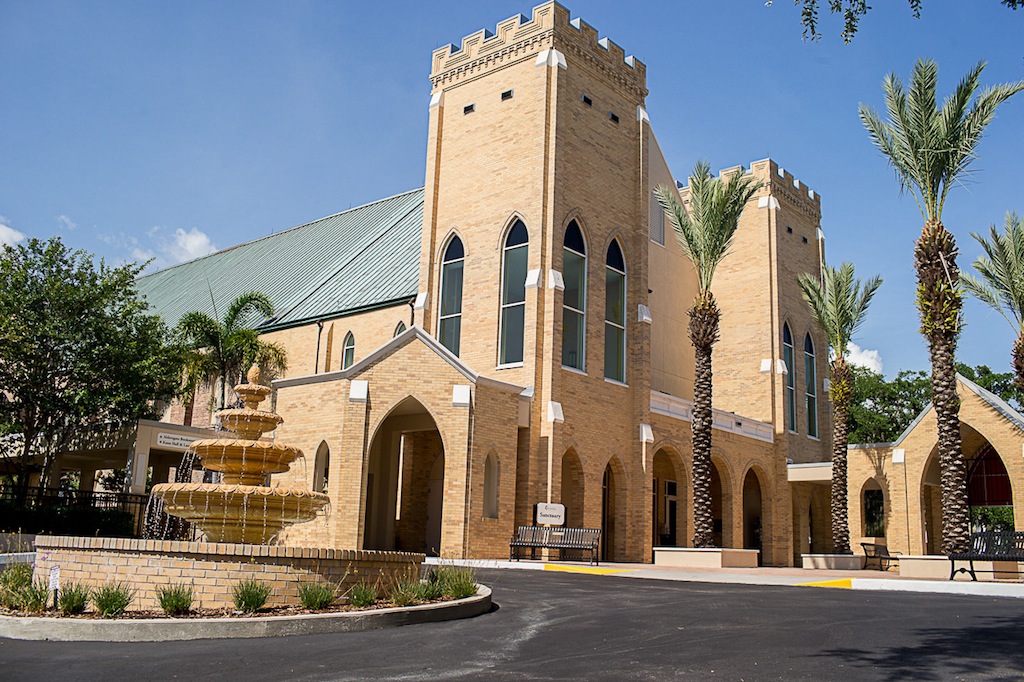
(861, 542), (900, 571)
(949, 531), (1024, 581)
(509, 526), (601, 565)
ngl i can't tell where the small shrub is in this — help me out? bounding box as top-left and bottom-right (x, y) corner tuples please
(14, 579), (50, 613)
(348, 581), (377, 608)
(92, 582), (135, 618)
(298, 581), (337, 610)
(232, 580), (271, 613)
(58, 582), (91, 615)
(432, 566), (477, 600)
(388, 580), (422, 607)
(415, 579), (443, 601)
(0, 563), (34, 609)
(156, 583), (193, 616)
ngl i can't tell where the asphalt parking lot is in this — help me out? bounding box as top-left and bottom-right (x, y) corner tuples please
(2, 568), (1023, 681)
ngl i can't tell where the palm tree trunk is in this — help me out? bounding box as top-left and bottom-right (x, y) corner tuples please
(915, 218), (969, 555)
(829, 357), (852, 554)
(1013, 330), (1024, 392)
(689, 292), (720, 548)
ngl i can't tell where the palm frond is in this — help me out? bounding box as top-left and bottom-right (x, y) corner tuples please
(223, 291), (275, 335)
(656, 161), (762, 294)
(798, 262), (882, 358)
(962, 212), (1024, 329)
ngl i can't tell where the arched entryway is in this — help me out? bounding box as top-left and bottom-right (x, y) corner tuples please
(560, 449), (585, 528)
(742, 469), (764, 560)
(652, 448), (686, 548)
(601, 456), (627, 561)
(363, 397), (445, 555)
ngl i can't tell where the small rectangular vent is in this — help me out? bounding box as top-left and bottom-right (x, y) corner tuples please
(581, 94), (592, 107)
(609, 111), (619, 124)
(464, 104), (475, 114)
(501, 89), (513, 101)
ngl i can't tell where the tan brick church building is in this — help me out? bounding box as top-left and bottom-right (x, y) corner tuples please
(115, 2), (1022, 566)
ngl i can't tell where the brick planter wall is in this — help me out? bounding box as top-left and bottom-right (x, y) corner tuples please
(33, 536), (424, 610)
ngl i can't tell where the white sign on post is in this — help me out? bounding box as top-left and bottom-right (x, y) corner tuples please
(49, 565), (60, 591)
(535, 502), (566, 526)
(157, 432), (200, 450)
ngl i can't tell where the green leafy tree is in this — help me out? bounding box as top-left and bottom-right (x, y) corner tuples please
(860, 59), (1023, 554)
(848, 366), (932, 444)
(0, 238), (182, 502)
(954, 363), (1024, 410)
(655, 161), (762, 548)
(786, 0), (1020, 43)
(177, 291), (287, 411)
(799, 263), (882, 554)
(961, 213), (1024, 391)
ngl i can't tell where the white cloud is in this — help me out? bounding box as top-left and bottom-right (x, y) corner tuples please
(57, 214), (77, 231)
(0, 217), (26, 247)
(164, 227), (217, 264)
(846, 342), (883, 374)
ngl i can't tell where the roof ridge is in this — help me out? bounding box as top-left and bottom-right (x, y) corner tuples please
(137, 187), (425, 280)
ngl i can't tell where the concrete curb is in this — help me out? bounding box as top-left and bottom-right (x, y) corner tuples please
(0, 585), (491, 642)
(851, 578), (1024, 599)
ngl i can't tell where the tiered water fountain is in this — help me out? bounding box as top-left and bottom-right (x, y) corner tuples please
(151, 365), (329, 544)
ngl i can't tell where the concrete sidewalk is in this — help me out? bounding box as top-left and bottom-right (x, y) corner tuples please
(424, 556), (1024, 599)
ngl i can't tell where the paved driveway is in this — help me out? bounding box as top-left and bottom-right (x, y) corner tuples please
(2, 568), (1023, 680)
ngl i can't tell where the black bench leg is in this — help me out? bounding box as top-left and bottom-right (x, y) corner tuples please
(968, 560), (978, 582)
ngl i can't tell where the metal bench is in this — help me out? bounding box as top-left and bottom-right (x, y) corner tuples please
(949, 531), (1024, 581)
(509, 526), (601, 565)
(861, 542), (900, 571)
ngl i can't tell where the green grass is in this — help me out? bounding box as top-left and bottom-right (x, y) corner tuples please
(0, 563), (34, 609)
(232, 580), (271, 613)
(298, 581), (337, 610)
(92, 582), (135, 618)
(155, 583), (194, 616)
(58, 582), (91, 615)
(388, 580), (421, 607)
(431, 566), (478, 600)
(347, 581), (377, 608)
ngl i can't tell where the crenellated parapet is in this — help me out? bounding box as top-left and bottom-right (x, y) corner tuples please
(752, 158), (821, 219)
(430, 2), (646, 100)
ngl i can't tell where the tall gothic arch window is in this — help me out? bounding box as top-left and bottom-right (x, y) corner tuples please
(783, 323), (797, 432)
(342, 332), (355, 370)
(499, 220), (528, 366)
(562, 221), (587, 371)
(439, 236), (464, 355)
(804, 333), (818, 437)
(604, 240), (626, 382)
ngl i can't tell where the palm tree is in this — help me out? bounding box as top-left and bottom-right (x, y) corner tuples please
(859, 59), (1023, 554)
(177, 291), (287, 410)
(962, 212), (1024, 390)
(798, 263), (882, 554)
(655, 161), (762, 548)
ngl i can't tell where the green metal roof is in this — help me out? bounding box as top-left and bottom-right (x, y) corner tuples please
(136, 188), (423, 331)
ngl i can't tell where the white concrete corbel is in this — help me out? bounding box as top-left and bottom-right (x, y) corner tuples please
(452, 385), (471, 407)
(892, 448), (906, 464)
(525, 268), (542, 289)
(535, 48), (567, 69)
(548, 269), (565, 291)
(429, 91), (444, 108)
(349, 380), (368, 403)
(639, 424), (654, 443)
(759, 358), (773, 373)
(546, 401), (564, 423)
(638, 304), (652, 324)
(414, 292), (429, 310)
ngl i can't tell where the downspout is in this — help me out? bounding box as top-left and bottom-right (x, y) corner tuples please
(314, 319), (324, 374)
(409, 297), (416, 327)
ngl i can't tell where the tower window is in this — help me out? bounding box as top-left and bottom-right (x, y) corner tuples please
(581, 94), (593, 107)
(501, 89), (513, 101)
(439, 236), (465, 356)
(802, 236), (809, 244)
(562, 220), (587, 371)
(604, 240), (626, 383)
(609, 112), (620, 124)
(342, 332), (355, 370)
(464, 104), (475, 115)
(499, 220), (529, 366)
(804, 333), (818, 438)
(786, 225), (793, 234)
(783, 323), (797, 433)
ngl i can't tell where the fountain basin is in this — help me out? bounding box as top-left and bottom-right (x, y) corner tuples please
(216, 408), (283, 439)
(151, 483), (329, 544)
(191, 438), (302, 485)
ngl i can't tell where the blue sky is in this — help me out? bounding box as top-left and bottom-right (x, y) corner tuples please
(2, 0), (1022, 378)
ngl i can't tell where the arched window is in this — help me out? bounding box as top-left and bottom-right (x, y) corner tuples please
(394, 321), (407, 337)
(804, 333), (818, 437)
(863, 481), (884, 537)
(313, 441), (330, 494)
(562, 220), (587, 371)
(604, 240), (626, 383)
(439, 236), (464, 355)
(499, 220), (528, 366)
(483, 453), (499, 519)
(783, 323), (797, 432)
(342, 331), (355, 370)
